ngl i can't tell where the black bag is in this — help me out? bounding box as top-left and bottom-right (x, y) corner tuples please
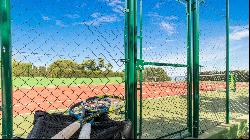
(26, 111), (132, 139)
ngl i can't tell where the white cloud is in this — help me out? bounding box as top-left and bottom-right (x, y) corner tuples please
(42, 16), (50, 21)
(91, 12), (101, 18)
(147, 12), (162, 18)
(65, 14), (80, 19)
(147, 12), (178, 34)
(78, 13), (118, 26)
(154, 1), (165, 8)
(165, 16), (178, 20)
(147, 12), (178, 21)
(104, 0), (124, 15)
(160, 21), (175, 34)
(230, 25), (249, 41)
(56, 20), (67, 27)
(165, 39), (176, 43)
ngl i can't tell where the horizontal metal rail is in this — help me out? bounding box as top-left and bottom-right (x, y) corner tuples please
(144, 61), (188, 68)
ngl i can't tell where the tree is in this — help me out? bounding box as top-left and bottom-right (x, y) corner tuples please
(11, 58), (124, 78)
(12, 60), (33, 77)
(106, 63), (113, 70)
(48, 60), (79, 78)
(81, 59), (97, 70)
(143, 67), (171, 82)
(97, 57), (105, 70)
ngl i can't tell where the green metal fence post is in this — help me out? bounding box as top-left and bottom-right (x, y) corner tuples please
(133, 0), (138, 138)
(126, 0), (137, 139)
(0, 0), (13, 139)
(187, 0), (193, 135)
(139, 0), (143, 138)
(226, 0), (230, 124)
(192, 0), (200, 138)
(124, 0), (129, 120)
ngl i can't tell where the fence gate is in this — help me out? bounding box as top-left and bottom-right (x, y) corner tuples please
(124, 0), (194, 139)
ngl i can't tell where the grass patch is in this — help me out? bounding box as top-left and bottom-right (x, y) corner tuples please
(10, 77), (123, 88)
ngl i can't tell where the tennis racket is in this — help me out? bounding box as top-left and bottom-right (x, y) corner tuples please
(51, 95), (125, 139)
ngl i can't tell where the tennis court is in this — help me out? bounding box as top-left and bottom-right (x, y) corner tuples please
(1, 0), (249, 139)
(0, 79), (248, 138)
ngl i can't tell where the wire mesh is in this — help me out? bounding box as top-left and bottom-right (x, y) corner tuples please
(199, 0), (227, 133)
(0, 0), (249, 139)
(138, 0), (189, 138)
(199, 0), (249, 134)
(1, 0), (125, 138)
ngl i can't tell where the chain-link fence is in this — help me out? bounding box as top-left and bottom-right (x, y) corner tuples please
(199, 0), (249, 135)
(138, 0), (189, 139)
(199, 0), (227, 133)
(0, 0), (249, 139)
(1, 0), (126, 138)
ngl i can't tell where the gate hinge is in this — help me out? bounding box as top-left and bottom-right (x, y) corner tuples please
(136, 59), (144, 70)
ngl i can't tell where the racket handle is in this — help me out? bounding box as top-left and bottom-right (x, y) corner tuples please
(78, 123), (91, 139)
(51, 122), (81, 139)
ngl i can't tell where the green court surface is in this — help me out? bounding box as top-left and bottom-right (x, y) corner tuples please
(8, 77), (123, 88)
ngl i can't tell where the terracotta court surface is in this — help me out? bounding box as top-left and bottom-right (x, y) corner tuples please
(0, 82), (248, 116)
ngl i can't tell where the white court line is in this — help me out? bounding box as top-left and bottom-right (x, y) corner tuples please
(14, 105), (20, 107)
(57, 101), (63, 103)
(142, 93), (147, 95)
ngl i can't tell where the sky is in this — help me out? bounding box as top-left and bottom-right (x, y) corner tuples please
(10, 0), (249, 77)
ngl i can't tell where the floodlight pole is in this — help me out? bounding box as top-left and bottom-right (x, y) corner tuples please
(1, 0), (13, 139)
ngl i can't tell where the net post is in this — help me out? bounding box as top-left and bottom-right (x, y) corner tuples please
(226, 0), (230, 124)
(192, 0), (200, 138)
(186, 0), (193, 136)
(0, 0), (13, 139)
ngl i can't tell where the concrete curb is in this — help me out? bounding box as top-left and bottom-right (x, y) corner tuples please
(186, 115), (249, 139)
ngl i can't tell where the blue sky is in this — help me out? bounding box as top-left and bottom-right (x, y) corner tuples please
(11, 0), (249, 77)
